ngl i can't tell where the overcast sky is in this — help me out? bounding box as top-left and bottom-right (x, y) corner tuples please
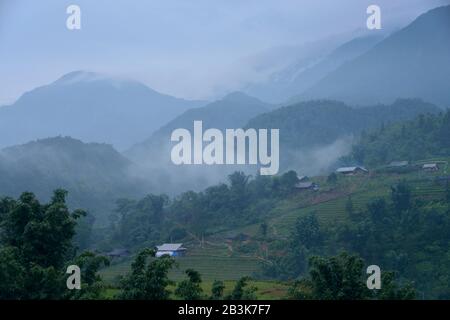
(0, 0), (449, 104)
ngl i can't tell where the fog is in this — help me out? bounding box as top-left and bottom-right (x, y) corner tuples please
(1, 0), (448, 105)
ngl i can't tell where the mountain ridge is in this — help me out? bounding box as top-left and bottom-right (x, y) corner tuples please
(0, 71), (207, 150)
(296, 5), (450, 107)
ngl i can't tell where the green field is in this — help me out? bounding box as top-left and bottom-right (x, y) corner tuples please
(101, 280), (290, 300)
(100, 242), (263, 284)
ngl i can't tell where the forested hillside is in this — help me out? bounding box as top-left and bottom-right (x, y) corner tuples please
(346, 110), (450, 166)
(246, 99), (440, 171)
(0, 137), (149, 224)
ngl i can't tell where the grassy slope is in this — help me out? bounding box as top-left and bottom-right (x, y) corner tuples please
(102, 280), (290, 300)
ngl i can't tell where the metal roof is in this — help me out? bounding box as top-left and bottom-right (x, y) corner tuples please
(156, 243), (185, 251)
(336, 166), (368, 173)
(295, 182), (314, 188)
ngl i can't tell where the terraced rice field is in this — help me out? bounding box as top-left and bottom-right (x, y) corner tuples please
(100, 245), (261, 284)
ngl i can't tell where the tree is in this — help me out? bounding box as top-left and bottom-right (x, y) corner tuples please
(375, 272), (415, 300)
(367, 198), (388, 225)
(210, 280), (225, 300)
(112, 194), (168, 248)
(277, 170), (299, 195)
(345, 195), (355, 218)
(307, 252), (368, 300)
(118, 248), (176, 300)
(289, 252), (369, 300)
(65, 252), (110, 300)
(227, 277), (257, 300)
(0, 190), (90, 299)
(175, 269), (204, 300)
(289, 252), (416, 300)
(0, 247), (26, 299)
(259, 222), (268, 238)
(391, 182), (412, 214)
(262, 213), (324, 280)
(291, 213), (322, 250)
(327, 172), (338, 185)
(445, 180), (450, 205)
(228, 171), (250, 210)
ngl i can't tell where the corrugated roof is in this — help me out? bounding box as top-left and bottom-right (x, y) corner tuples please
(336, 166), (368, 173)
(296, 182), (314, 188)
(156, 243), (184, 251)
(389, 161), (409, 167)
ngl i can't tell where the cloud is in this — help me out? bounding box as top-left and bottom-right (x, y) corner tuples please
(0, 0), (448, 103)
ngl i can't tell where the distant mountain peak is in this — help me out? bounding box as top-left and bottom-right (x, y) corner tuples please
(0, 71), (206, 150)
(55, 70), (108, 85)
(297, 4), (450, 107)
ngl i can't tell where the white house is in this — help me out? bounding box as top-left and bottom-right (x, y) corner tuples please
(336, 166), (368, 175)
(155, 243), (187, 257)
(422, 163), (439, 171)
(295, 181), (319, 191)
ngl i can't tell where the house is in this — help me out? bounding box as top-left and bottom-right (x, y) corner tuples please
(388, 161), (409, 168)
(336, 166), (368, 175)
(297, 175), (309, 182)
(155, 243), (187, 257)
(422, 163), (439, 171)
(105, 249), (130, 259)
(295, 181), (319, 191)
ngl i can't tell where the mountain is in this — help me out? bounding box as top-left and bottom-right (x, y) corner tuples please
(126, 91), (272, 161)
(125, 92), (272, 193)
(245, 99), (441, 174)
(345, 110), (450, 167)
(244, 34), (384, 103)
(0, 136), (148, 223)
(0, 71), (206, 150)
(297, 5), (450, 107)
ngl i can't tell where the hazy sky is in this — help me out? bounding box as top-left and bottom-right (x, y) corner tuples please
(0, 0), (449, 104)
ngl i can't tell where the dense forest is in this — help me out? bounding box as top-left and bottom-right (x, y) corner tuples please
(345, 110), (450, 167)
(262, 181), (450, 299)
(104, 171), (299, 251)
(246, 99), (439, 151)
(0, 189), (419, 299)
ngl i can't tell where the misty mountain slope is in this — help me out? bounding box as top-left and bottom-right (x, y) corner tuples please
(126, 91), (272, 161)
(297, 5), (450, 107)
(124, 92), (272, 193)
(245, 99), (441, 173)
(244, 34), (384, 103)
(0, 136), (148, 223)
(0, 71), (206, 150)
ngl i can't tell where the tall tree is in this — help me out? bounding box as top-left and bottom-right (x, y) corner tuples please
(210, 280), (225, 300)
(0, 189), (105, 300)
(175, 269), (204, 300)
(227, 277), (257, 300)
(118, 248), (176, 300)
